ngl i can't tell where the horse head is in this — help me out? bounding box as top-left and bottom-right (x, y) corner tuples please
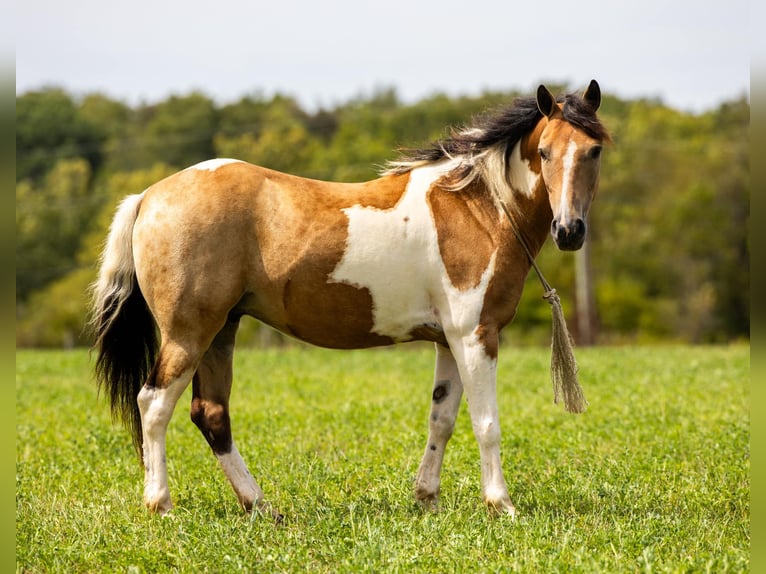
(535, 80), (606, 251)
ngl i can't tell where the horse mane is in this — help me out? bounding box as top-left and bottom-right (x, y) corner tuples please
(383, 91), (610, 198)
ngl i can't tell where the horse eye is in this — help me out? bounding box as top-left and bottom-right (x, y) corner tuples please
(538, 148), (550, 161)
(589, 145), (602, 159)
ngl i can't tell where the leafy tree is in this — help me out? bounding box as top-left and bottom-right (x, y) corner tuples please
(591, 97), (749, 342)
(16, 158), (93, 300)
(214, 97), (320, 175)
(143, 92), (217, 168)
(16, 89), (104, 181)
(77, 93), (133, 175)
(75, 163), (179, 267)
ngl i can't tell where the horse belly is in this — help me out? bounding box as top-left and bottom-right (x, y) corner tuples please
(275, 258), (440, 349)
(283, 230), (442, 347)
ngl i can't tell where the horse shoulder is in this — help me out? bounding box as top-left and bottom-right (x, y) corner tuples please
(427, 183), (498, 292)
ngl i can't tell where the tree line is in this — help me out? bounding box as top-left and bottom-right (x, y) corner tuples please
(15, 86), (749, 347)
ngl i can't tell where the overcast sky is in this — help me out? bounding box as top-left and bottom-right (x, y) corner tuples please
(15, 0), (750, 113)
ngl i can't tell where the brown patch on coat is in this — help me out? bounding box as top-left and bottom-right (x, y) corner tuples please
(427, 180), (497, 291)
(521, 118), (547, 170)
(190, 397), (232, 454)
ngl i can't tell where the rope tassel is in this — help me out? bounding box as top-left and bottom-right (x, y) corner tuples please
(498, 199), (587, 414)
(544, 289), (587, 413)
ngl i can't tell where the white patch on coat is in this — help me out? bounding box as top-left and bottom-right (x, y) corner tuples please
(185, 158), (244, 172)
(558, 140), (578, 221)
(507, 142), (539, 198)
(330, 160), (497, 341)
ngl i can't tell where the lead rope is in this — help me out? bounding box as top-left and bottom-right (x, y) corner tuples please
(498, 200), (588, 414)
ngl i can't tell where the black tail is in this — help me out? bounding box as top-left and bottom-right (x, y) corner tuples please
(94, 284), (157, 453)
(90, 193), (157, 454)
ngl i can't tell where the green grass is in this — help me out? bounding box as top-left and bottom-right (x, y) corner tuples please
(16, 344), (749, 573)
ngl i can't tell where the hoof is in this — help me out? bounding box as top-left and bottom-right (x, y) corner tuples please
(251, 501), (284, 524)
(145, 498), (173, 515)
(415, 493), (441, 513)
(414, 482), (441, 512)
(484, 494), (516, 518)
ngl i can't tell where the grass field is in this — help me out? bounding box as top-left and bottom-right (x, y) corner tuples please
(16, 344), (749, 573)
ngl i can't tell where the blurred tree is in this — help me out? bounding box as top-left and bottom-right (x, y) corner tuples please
(16, 158), (93, 300)
(305, 108), (339, 142)
(143, 92), (217, 168)
(218, 93), (273, 138)
(77, 93), (132, 175)
(15, 268), (94, 348)
(16, 89), (105, 181)
(76, 163), (179, 265)
(214, 96), (320, 175)
(591, 96), (749, 342)
(78, 93), (131, 139)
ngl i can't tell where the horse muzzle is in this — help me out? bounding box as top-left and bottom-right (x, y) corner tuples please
(551, 218), (586, 251)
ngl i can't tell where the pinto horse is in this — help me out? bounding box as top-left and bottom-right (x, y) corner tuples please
(92, 81), (609, 517)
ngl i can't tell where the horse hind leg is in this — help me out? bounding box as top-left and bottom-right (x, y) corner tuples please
(414, 343), (464, 510)
(190, 318), (281, 520)
(138, 339), (202, 514)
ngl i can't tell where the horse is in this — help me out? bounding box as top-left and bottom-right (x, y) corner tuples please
(91, 80), (609, 518)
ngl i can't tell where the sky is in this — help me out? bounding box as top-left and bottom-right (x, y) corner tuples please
(14, 0), (751, 113)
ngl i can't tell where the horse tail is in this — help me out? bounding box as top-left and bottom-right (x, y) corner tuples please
(90, 191), (157, 455)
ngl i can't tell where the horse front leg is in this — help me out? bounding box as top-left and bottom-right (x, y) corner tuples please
(450, 330), (515, 516)
(414, 343), (464, 510)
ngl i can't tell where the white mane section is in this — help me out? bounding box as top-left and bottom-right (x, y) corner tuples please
(383, 128), (529, 211)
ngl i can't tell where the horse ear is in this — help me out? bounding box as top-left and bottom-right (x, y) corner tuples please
(582, 79), (601, 111)
(536, 85), (557, 118)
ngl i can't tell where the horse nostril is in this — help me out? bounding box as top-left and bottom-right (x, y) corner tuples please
(551, 218), (586, 250)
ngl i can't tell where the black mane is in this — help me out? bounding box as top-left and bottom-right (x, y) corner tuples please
(386, 90), (609, 174)
(559, 92), (611, 142)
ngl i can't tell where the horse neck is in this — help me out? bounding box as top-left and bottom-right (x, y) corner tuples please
(501, 124), (553, 258)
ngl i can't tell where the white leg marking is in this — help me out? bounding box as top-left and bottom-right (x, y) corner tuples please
(216, 444), (264, 511)
(138, 374), (193, 514)
(415, 344), (464, 508)
(450, 332), (515, 516)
